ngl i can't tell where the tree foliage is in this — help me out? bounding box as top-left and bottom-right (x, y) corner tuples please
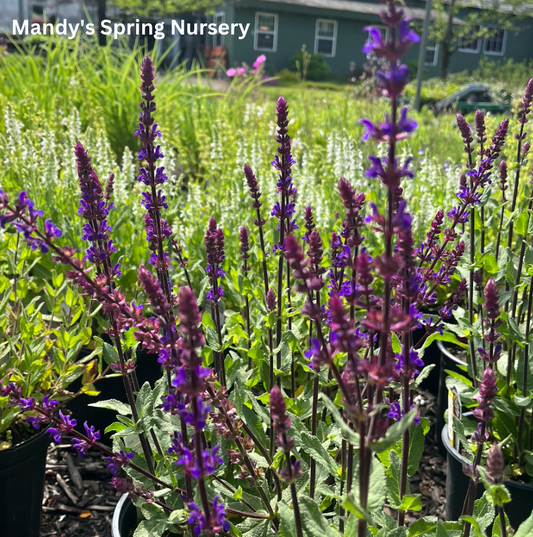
(429, 0), (533, 78)
(111, 0), (224, 19)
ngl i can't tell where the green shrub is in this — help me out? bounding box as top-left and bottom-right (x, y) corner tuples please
(289, 49), (331, 81)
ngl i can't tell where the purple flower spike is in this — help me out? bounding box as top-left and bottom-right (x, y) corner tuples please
(486, 442), (505, 484)
(266, 288), (277, 312)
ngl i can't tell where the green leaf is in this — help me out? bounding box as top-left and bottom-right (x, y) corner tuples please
(290, 418), (338, 477)
(88, 399), (132, 415)
(516, 350), (533, 394)
(278, 503), (298, 537)
(515, 211), (530, 236)
(234, 486), (243, 501)
(460, 516), (486, 537)
(319, 394), (359, 445)
(385, 529), (407, 537)
(343, 492), (368, 521)
(367, 457), (386, 513)
(391, 332), (402, 354)
(298, 497), (339, 537)
(413, 364), (436, 389)
(386, 450), (403, 509)
(202, 311), (216, 330)
(398, 494), (422, 512)
(515, 511), (533, 537)
(487, 484), (511, 507)
(371, 409), (417, 453)
(133, 517), (167, 537)
(473, 492), (495, 534)
(514, 394), (531, 407)
(206, 325), (222, 352)
(424, 331), (469, 351)
(407, 517), (438, 537)
(408, 423), (427, 476)
(102, 342), (119, 365)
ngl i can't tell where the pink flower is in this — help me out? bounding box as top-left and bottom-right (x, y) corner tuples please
(253, 55), (266, 68)
(226, 68), (236, 77)
(237, 68), (246, 75)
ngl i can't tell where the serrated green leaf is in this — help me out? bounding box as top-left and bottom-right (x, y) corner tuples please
(133, 517), (167, 537)
(278, 503), (298, 537)
(206, 325), (222, 352)
(473, 492), (495, 534)
(298, 497), (340, 537)
(291, 424), (338, 477)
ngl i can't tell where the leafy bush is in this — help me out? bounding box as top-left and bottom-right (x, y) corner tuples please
(289, 49), (331, 81)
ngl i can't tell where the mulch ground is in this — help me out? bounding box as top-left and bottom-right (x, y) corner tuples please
(40, 389), (446, 536)
(41, 445), (117, 537)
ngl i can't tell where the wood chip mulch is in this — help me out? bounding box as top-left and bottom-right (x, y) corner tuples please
(411, 389), (447, 521)
(41, 443), (120, 537)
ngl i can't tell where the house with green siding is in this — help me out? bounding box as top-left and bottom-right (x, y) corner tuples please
(207, 0), (533, 77)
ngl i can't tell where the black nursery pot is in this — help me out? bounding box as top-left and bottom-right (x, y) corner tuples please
(436, 341), (467, 453)
(0, 429), (50, 537)
(442, 423), (533, 528)
(112, 494), (138, 537)
(67, 346), (163, 444)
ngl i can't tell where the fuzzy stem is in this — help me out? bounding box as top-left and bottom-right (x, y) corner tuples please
(309, 372), (319, 499)
(282, 432), (304, 537)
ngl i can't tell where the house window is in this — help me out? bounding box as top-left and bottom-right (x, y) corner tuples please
(254, 12), (278, 52)
(424, 40), (439, 66)
(458, 25), (481, 53)
(213, 12), (225, 47)
(484, 27), (506, 56)
(315, 19), (337, 57)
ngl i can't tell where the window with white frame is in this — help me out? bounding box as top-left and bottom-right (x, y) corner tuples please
(424, 40), (439, 66)
(315, 19), (337, 57)
(458, 25), (481, 53)
(254, 12), (278, 52)
(483, 27), (506, 56)
(213, 12), (225, 47)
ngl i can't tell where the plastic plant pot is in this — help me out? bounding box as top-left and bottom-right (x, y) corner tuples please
(436, 340), (468, 453)
(112, 493), (138, 537)
(0, 429), (50, 537)
(442, 422), (533, 528)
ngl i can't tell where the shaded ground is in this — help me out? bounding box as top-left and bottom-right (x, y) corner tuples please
(40, 389), (446, 536)
(41, 444), (116, 537)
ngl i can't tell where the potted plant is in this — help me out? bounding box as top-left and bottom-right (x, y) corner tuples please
(0, 229), (106, 536)
(2, 2), (533, 536)
(438, 75), (533, 530)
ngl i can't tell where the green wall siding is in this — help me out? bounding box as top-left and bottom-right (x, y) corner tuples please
(219, 0), (533, 76)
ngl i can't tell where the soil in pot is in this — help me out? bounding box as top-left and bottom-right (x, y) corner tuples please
(0, 428), (50, 537)
(442, 423), (533, 529)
